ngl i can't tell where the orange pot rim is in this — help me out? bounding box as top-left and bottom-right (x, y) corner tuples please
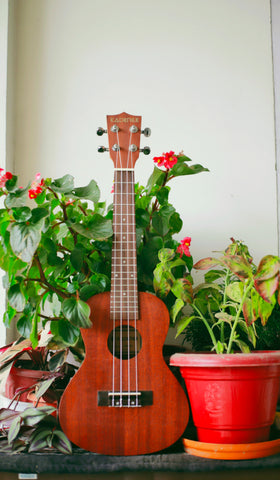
(183, 437), (280, 460)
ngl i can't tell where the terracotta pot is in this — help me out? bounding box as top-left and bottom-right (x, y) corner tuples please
(5, 362), (52, 403)
(170, 351), (280, 444)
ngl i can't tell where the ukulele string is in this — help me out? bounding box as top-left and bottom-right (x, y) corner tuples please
(126, 130), (133, 406)
(117, 128), (123, 407)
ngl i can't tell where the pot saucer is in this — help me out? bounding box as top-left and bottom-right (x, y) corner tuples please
(183, 437), (280, 460)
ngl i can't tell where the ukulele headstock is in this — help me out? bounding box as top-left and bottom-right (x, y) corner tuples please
(97, 112), (151, 169)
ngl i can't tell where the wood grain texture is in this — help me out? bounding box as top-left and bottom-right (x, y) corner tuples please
(59, 291), (189, 455)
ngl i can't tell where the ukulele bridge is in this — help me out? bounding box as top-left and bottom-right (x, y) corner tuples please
(98, 390), (153, 407)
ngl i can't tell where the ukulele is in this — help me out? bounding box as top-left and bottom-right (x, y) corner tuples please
(59, 112), (189, 455)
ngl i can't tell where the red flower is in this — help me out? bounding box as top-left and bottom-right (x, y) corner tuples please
(28, 173), (44, 199)
(0, 168), (13, 188)
(163, 151), (178, 170)
(153, 151), (178, 170)
(177, 236), (192, 258)
(153, 156), (165, 167)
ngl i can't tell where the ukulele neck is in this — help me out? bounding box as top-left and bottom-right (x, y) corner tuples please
(110, 168), (139, 320)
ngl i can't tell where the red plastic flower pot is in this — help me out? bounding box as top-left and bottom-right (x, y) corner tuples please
(5, 363), (52, 403)
(170, 351), (280, 444)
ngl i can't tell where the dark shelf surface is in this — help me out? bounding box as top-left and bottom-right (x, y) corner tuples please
(0, 444), (280, 475)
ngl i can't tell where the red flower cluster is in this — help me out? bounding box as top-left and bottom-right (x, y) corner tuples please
(177, 236), (192, 258)
(0, 169), (13, 188)
(153, 151), (178, 170)
(28, 173), (44, 199)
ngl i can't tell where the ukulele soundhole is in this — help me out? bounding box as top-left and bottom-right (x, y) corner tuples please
(107, 325), (142, 360)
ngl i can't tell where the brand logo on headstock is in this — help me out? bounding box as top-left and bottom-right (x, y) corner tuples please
(110, 117), (140, 123)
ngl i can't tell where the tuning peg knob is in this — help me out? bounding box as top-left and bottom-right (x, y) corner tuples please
(142, 128), (151, 137)
(97, 127), (107, 136)
(140, 146), (151, 155)
(97, 145), (109, 153)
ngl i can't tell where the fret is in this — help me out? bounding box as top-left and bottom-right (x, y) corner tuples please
(111, 168), (139, 319)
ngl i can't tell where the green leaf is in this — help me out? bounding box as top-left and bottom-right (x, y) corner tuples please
(139, 236), (164, 273)
(5, 175), (18, 192)
(170, 298), (184, 323)
(29, 429), (52, 452)
(10, 222), (42, 263)
(214, 312), (235, 323)
(70, 215), (113, 240)
(158, 248), (175, 263)
(8, 416), (22, 444)
(48, 349), (67, 371)
(254, 275), (279, 303)
(30, 314), (39, 349)
(225, 282), (244, 303)
(5, 186), (29, 208)
(70, 247), (84, 271)
(17, 315), (32, 338)
(258, 294), (276, 325)
(21, 406), (56, 426)
(12, 207), (32, 222)
(52, 429), (72, 454)
(169, 212), (183, 233)
(193, 257), (221, 270)
(51, 174), (74, 193)
(171, 162), (209, 176)
(153, 266), (172, 297)
(222, 255), (253, 280)
(51, 319), (80, 346)
(35, 377), (56, 400)
(62, 298), (91, 328)
(7, 284), (25, 311)
(156, 186), (170, 205)
(175, 315), (196, 337)
(255, 255), (280, 281)
(152, 212), (169, 237)
(215, 341), (225, 354)
(171, 278), (193, 303)
(204, 269), (224, 282)
(146, 167), (166, 192)
(79, 284), (100, 300)
(72, 179), (100, 203)
(31, 207), (49, 224)
(135, 208), (150, 228)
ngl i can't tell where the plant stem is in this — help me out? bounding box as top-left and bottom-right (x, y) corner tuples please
(192, 304), (218, 352)
(220, 268), (231, 344)
(226, 278), (254, 353)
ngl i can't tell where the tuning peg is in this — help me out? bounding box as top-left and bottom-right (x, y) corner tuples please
(142, 128), (151, 137)
(97, 146), (109, 153)
(96, 127), (107, 136)
(140, 146), (151, 155)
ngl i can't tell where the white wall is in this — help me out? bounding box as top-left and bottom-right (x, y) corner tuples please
(0, 0), (9, 344)
(7, 0), (279, 270)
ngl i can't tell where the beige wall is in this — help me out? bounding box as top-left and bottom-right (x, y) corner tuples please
(2, 0), (279, 333)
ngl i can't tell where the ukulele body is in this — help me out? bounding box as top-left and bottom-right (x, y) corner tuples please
(59, 291), (189, 455)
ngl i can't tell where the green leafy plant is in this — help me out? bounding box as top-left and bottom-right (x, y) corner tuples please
(0, 405), (72, 453)
(154, 238), (280, 353)
(0, 152), (208, 348)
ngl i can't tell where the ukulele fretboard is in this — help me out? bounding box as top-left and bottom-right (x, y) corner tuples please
(110, 169), (138, 320)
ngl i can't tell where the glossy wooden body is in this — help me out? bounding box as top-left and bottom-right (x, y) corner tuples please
(59, 291), (189, 455)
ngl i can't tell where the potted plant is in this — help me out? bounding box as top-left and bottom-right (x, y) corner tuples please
(0, 153), (208, 348)
(154, 238), (280, 449)
(0, 153), (208, 451)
